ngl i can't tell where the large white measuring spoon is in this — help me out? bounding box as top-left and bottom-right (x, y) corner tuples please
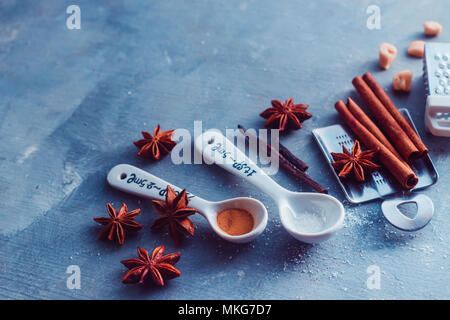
(194, 130), (345, 243)
(107, 164), (268, 243)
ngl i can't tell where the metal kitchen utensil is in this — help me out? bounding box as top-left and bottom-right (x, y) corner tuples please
(313, 108), (438, 231)
(423, 42), (450, 136)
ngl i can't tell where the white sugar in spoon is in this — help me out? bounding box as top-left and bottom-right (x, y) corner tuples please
(194, 130), (345, 243)
(107, 164), (268, 243)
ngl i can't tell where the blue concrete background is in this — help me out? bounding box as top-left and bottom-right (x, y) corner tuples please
(0, 0), (449, 299)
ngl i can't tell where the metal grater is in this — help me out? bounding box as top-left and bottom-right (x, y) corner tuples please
(423, 42), (450, 136)
(312, 109), (438, 204)
(313, 109), (438, 231)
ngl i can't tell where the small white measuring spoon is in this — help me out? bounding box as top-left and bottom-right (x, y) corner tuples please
(194, 130), (345, 243)
(107, 164), (268, 243)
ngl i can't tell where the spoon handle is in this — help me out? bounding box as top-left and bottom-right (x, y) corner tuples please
(106, 164), (209, 209)
(194, 130), (286, 199)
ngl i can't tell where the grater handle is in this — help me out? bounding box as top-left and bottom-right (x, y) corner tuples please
(425, 96), (450, 136)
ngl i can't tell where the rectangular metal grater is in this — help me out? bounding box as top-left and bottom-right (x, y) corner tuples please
(423, 42), (450, 136)
(312, 109), (438, 203)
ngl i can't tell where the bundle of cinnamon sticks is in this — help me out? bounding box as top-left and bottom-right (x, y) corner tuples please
(335, 72), (428, 190)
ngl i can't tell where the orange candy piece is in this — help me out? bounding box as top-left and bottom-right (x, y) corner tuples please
(379, 42), (397, 70)
(407, 40), (425, 58)
(393, 70), (413, 92)
(424, 21), (442, 37)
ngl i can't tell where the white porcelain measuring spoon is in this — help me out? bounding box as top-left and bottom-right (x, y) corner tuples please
(194, 130), (345, 243)
(107, 164), (268, 243)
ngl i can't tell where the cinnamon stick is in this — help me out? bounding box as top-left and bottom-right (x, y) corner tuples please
(346, 97), (407, 165)
(279, 156), (328, 194)
(352, 76), (420, 162)
(277, 142), (309, 172)
(335, 100), (418, 190)
(237, 124), (308, 171)
(237, 125), (327, 193)
(362, 72), (428, 158)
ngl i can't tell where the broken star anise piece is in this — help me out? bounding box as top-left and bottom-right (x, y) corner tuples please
(151, 185), (198, 246)
(93, 203), (142, 245)
(133, 124), (177, 160)
(121, 246), (181, 286)
(331, 140), (381, 182)
(260, 97), (312, 132)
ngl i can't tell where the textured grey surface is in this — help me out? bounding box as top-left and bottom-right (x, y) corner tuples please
(0, 0), (449, 299)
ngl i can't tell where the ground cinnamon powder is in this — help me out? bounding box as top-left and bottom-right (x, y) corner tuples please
(217, 208), (254, 236)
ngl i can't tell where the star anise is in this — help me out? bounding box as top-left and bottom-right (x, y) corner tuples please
(133, 124), (177, 160)
(93, 203), (142, 245)
(151, 186), (198, 246)
(121, 246), (181, 286)
(331, 140), (380, 182)
(260, 98), (312, 132)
